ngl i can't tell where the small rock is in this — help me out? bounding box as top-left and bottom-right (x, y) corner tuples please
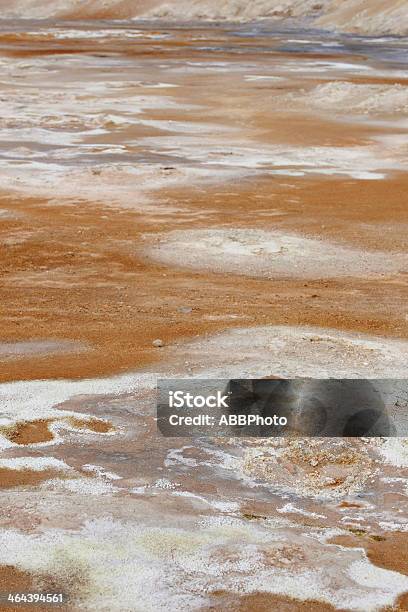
(178, 306), (192, 314)
(152, 339), (164, 348)
(280, 558), (291, 565)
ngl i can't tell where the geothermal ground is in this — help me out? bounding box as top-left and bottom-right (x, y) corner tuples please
(0, 18), (407, 612)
